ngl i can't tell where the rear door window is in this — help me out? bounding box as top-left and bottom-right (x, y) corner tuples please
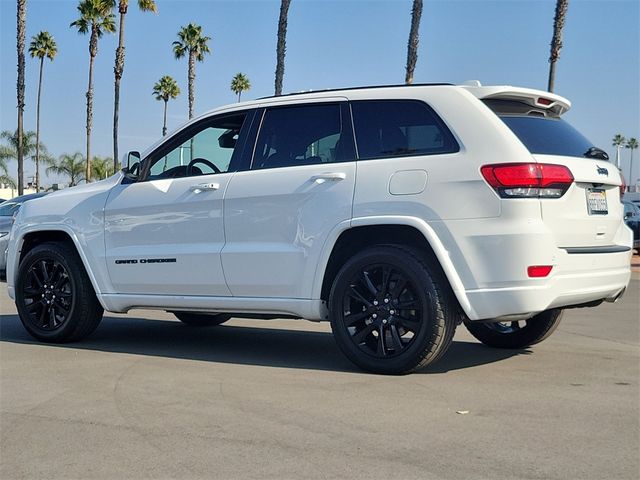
(251, 103), (355, 170)
(350, 100), (459, 160)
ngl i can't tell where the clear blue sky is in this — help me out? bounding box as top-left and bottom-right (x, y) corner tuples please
(1, 0), (639, 185)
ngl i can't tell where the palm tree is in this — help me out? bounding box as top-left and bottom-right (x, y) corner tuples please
(152, 75), (180, 136)
(547, 0), (569, 93)
(274, 0), (291, 96)
(612, 134), (625, 169)
(626, 137), (639, 192)
(112, 0), (157, 172)
(405, 0), (423, 85)
(29, 31), (57, 192)
(46, 152), (86, 187)
(16, 0), (27, 195)
(0, 150), (16, 188)
(91, 155), (116, 180)
(230, 73), (251, 102)
(71, 0), (116, 183)
(0, 130), (51, 190)
(173, 23), (211, 119)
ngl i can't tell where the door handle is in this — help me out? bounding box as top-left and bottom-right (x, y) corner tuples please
(311, 172), (347, 184)
(189, 182), (220, 192)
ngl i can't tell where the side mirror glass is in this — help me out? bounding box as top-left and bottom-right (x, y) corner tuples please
(126, 151), (141, 172)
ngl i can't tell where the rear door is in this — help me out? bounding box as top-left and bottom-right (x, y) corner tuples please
(222, 101), (357, 298)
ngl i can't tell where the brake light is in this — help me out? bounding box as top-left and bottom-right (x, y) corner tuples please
(528, 265), (553, 278)
(480, 163), (574, 198)
(619, 171), (626, 198)
(537, 97), (553, 106)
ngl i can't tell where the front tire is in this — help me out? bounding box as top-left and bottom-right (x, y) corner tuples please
(171, 311), (230, 327)
(464, 309), (563, 349)
(15, 242), (103, 343)
(329, 245), (458, 375)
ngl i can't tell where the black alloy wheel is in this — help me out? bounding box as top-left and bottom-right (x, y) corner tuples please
(21, 258), (73, 331)
(340, 263), (423, 358)
(16, 242), (103, 343)
(329, 245), (457, 374)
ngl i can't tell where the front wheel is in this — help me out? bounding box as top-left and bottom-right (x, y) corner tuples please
(464, 309), (563, 349)
(15, 242), (104, 343)
(171, 311), (230, 327)
(329, 245), (458, 375)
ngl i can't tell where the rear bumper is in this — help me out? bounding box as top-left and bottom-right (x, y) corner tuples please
(465, 251), (630, 320)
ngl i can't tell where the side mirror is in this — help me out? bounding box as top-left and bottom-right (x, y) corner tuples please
(126, 151), (141, 172)
(624, 212), (632, 220)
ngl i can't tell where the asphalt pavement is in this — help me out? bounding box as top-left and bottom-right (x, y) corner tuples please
(1, 275), (638, 480)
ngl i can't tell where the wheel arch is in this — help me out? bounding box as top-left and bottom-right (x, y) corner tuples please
(315, 217), (475, 319)
(12, 226), (106, 305)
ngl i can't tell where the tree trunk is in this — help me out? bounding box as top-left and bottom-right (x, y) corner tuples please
(35, 56), (44, 191)
(162, 99), (168, 136)
(238, 91), (241, 102)
(405, 0), (423, 85)
(274, 0), (291, 96)
(547, 0), (569, 93)
(113, 9), (126, 172)
(630, 150), (635, 192)
(188, 51), (195, 119)
(16, 0), (26, 196)
(86, 35), (98, 183)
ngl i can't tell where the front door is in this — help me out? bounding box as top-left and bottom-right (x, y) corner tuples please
(222, 102), (357, 299)
(104, 111), (253, 296)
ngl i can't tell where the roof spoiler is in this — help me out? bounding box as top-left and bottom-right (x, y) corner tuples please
(460, 82), (571, 115)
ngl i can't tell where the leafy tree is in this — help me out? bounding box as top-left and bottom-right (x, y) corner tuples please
(152, 75), (180, 136)
(626, 137), (639, 191)
(71, 0), (116, 183)
(112, 0), (157, 170)
(274, 0), (291, 96)
(91, 155), (116, 180)
(405, 0), (423, 85)
(612, 134), (625, 169)
(173, 23), (211, 119)
(29, 31), (58, 192)
(0, 130), (51, 190)
(547, 0), (569, 92)
(16, 0), (27, 195)
(47, 152), (86, 187)
(230, 73), (251, 102)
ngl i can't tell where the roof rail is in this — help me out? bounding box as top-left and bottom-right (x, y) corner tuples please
(257, 83), (453, 100)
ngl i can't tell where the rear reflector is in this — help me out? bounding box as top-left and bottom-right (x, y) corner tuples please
(480, 163), (574, 198)
(527, 265), (553, 278)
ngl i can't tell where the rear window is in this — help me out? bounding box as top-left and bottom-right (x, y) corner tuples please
(351, 100), (459, 160)
(499, 116), (595, 157)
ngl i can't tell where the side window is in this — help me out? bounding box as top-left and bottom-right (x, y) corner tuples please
(350, 100), (459, 160)
(252, 103), (353, 170)
(145, 113), (246, 180)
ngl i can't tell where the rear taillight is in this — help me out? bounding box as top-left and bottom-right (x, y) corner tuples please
(480, 163), (574, 198)
(619, 171), (626, 198)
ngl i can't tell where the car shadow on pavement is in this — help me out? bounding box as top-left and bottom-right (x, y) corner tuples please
(0, 314), (528, 374)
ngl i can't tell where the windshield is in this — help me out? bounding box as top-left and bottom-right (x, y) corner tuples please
(499, 116), (596, 158)
(0, 202), (20, 217)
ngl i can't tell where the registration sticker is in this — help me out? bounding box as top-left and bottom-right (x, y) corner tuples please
(586, 188), (608, 215)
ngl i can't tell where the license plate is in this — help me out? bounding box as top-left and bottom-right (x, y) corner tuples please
(586, 188), (608, 215)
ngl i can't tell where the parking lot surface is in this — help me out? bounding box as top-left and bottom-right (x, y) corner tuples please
(1, 275), (638, 480)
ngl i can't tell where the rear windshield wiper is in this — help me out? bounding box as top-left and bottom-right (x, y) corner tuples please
(583, 147), (609, 161)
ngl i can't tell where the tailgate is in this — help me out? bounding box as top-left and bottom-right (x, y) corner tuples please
(535, 154), (623, 248)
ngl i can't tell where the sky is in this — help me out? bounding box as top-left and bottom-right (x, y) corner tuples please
(1, 0), (639, 186)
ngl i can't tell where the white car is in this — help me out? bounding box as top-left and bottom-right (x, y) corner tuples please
(5, 83), (632, 374)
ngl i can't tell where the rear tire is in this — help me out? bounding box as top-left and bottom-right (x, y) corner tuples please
(172, 311), (230, 327)
(15, 242), (103, 343)
(464, 309), (563, 349)
(329, 245), (458, 375)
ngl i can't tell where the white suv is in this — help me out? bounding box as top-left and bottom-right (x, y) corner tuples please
(5, 84), (632, 374)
